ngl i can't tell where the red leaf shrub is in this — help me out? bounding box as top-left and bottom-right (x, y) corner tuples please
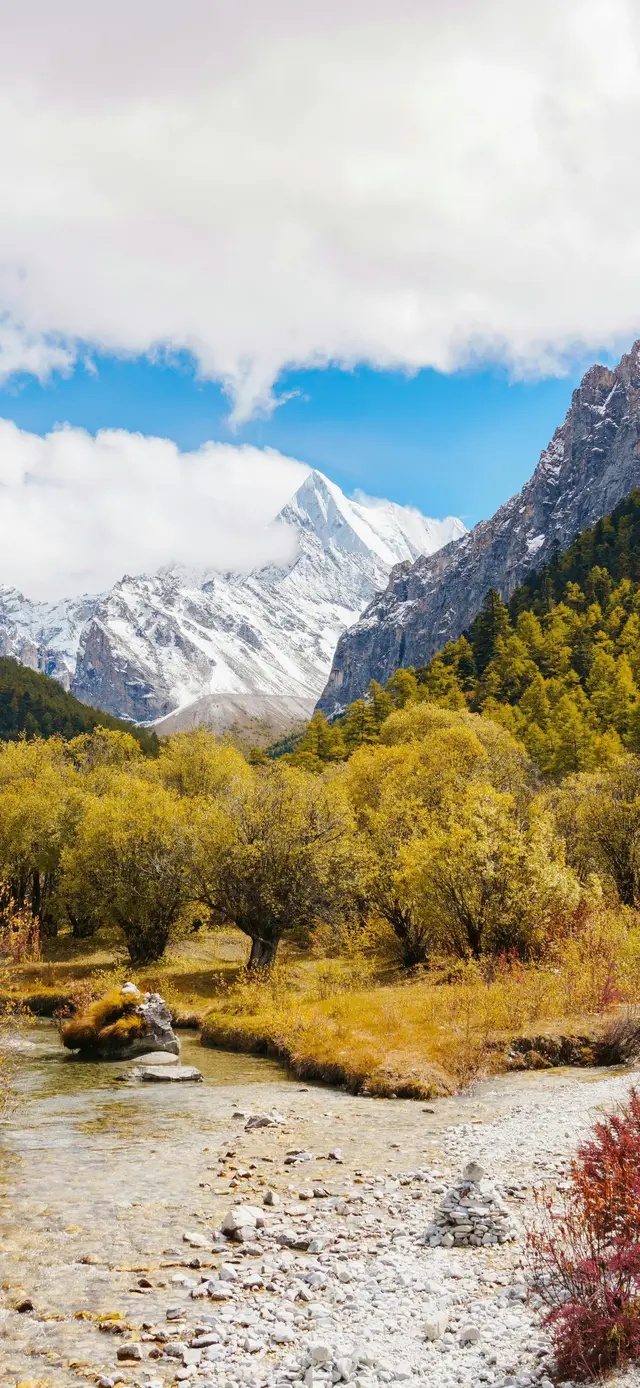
(528, 1087), (640, 1380)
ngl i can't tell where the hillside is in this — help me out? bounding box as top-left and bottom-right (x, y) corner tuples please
(319, 341), (640, 714)
(0, 658), (158, 752)
(286, 488), (640, 778)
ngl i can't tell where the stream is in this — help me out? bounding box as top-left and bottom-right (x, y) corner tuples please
(1, 1022), (638, 1388)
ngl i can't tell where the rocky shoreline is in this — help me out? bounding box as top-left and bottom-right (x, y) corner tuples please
(2, 1037), (640, 1388)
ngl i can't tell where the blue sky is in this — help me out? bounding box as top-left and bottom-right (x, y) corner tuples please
(0, 350), (598, 528)
(2, 2), (640, 598)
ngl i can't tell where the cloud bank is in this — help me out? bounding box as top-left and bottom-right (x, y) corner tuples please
(0, 1), (640, 417)
(0, 421), (308, 599)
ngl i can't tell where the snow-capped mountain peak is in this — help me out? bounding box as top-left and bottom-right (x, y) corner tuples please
(0, 468), (465, 732)
(281, 469), (463, 568)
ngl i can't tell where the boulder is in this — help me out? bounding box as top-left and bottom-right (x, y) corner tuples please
(423, 1310), (449, 1341)
(118, 1064), (203, 1083)
(221, 1205), (265, 1241)
(125, 1049), (179, 1066)
(109, 992), (180, 1060)
(244, 1110), (286, 1130)
(62, 984), (180, 1061)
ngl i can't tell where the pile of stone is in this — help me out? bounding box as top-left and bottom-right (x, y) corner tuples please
(424, 1160), (517, 1248)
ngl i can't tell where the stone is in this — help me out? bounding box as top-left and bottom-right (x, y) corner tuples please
(127, 1049), (179, 1066)
(463, 1161), (486, 1184)
(272, 1323), (297, 1343)
(221, 1205), (264, 1239)
(88, 990), (181, 1060)
(245, 1111), (286, 1129)
(264, 1189), (280, 1206)
(423, 1310), (449, 1341)
(311, 1343), (332, 1364)
(121, 1064), (203, 1083)
(459, 1323), (481, 1345)
(116, 1341), (143, 1360)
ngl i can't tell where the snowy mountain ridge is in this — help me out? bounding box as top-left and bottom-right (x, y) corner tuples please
(0, 469), (464, 729)
(319, 342), (640, 715)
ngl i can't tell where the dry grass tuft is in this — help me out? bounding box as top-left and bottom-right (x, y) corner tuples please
(61, 985), (145, 1052)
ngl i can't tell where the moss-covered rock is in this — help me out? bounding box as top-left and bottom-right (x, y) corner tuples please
(62, 984), (179, 1060)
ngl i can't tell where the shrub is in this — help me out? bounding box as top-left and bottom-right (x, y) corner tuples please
(529, 1087), (640, 1379)
(0, 880), (41, 964)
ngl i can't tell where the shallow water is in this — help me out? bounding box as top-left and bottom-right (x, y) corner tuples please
(0, 1023), (635, 1386)
(0, 1023), (298, 1384)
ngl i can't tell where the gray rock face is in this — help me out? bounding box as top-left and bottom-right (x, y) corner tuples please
(319, 342), (640, 713)
(98, 992), (180, 1061)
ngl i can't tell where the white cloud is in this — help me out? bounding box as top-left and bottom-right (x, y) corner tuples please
(0, 319), (76, 384)
(0, 420), (308, 599)
(0, 1), (639, 416)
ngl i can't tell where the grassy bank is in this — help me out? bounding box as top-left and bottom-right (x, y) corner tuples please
(3, 916), (640, 1098)
(0, 926), (248, 1025)
(200, 928), (640, 1097)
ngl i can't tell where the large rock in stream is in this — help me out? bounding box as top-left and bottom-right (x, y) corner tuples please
(62, 986), (181, 1061)
(118, 1063), (203, 1083)
(116, 992), (180, 1060)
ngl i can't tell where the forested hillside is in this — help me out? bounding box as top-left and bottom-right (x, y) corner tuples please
(286, 489), (640, 778)
(0, 658), (158, 754)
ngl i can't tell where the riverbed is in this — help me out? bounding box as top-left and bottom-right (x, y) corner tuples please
(1, 1022), (639, 1388)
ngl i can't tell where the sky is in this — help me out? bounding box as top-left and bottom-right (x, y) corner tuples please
(1, 0), (640, 598)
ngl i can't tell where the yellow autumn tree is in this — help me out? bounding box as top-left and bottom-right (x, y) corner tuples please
(401, 784), (581, 960)
(60, 776), (192, 962)
(190, 763), (358, 969)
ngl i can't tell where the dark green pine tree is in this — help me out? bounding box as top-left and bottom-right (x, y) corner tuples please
(468, 589), (512, 675)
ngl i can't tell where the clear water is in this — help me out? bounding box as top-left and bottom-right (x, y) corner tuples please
(0, 1022), (295, 1384)
(0, 1022), (632, 1386)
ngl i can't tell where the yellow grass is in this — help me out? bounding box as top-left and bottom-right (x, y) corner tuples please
(4, 909), (640, 1096)
(0, 925), (247, 1022)
(201, 912), (640, 1096)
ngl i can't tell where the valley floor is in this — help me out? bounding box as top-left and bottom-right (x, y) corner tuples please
(1, 929), (631, 1101)
(1, 1022), (640, 1388)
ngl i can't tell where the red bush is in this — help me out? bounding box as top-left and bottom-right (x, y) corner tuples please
(528, 1086), (640, 1380)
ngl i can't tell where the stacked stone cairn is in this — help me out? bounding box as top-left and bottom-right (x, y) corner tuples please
(424, 1160), (517, 1248)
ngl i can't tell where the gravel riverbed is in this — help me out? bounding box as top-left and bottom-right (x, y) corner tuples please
(1, 1031), (640, 1388)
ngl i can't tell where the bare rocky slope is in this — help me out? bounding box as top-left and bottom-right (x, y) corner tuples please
(319, 341), (640, 714)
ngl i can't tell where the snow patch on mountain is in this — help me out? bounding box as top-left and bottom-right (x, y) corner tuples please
(0, 469), (465, 726)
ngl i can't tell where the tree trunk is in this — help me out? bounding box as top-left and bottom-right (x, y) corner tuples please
(122, 920), (171, 964)
(248, 935), (278, 971)
(388, 906), (429, 967)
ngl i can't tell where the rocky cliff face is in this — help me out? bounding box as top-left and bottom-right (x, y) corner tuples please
(0, 470), (463, 725)
(319, 343), (640, 714)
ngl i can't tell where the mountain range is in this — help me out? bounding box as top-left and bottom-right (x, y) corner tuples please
(319, 341), (640, 714)
(0, 471), (464, 735)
